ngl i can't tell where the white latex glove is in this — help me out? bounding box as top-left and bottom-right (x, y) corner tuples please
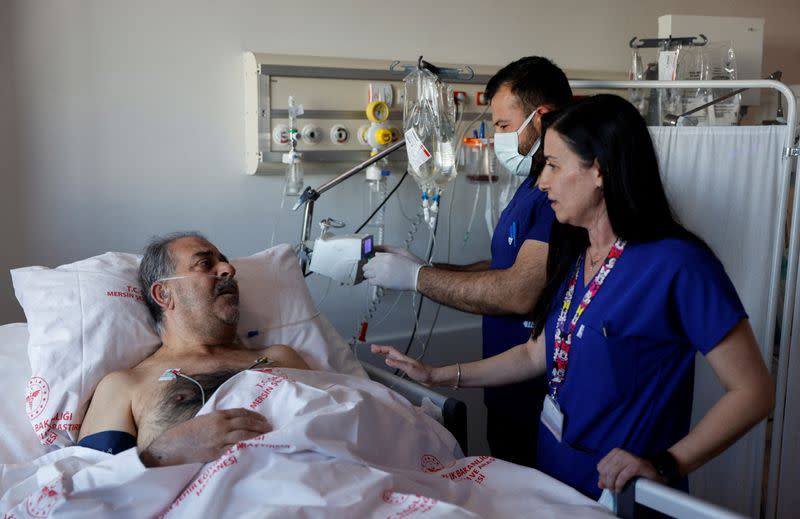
(363, 250), (426, 291)
(375, 244), (425, 263)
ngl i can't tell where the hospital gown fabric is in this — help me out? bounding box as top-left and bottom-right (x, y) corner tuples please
(537, 238), (747, 499)
(483, 177), (555, 466)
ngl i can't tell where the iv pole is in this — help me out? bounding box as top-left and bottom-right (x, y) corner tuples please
(292, 139), (407, 274)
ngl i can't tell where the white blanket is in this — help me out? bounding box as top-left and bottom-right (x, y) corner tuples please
(0, 369), (611, 518)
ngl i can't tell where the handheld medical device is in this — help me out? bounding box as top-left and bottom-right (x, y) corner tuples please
(309, 220), (374, 285)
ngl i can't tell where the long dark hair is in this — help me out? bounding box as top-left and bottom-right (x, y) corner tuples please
(530, 94), (704, 338)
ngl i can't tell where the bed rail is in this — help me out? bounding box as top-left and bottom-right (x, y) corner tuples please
(617, 478), (749, 519)
(361, 362), (468, 455)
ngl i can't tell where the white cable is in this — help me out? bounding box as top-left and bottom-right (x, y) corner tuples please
(395, 181), (419, 223)
(463, 182), (481, 249)
(369, 290), (404, 327)
(446, 173), (458, 262)
(449, 103), (489, 263)
(407, 223), (439, 358)
(177, 374), (206, 406)
(270, 186), (288, 248)
(258, 312), (322, 333)
(485, 175), (495, 237)
(416, 301), (442, 362)
(425, 219), (437, 263)
(313, 277), (334, 309)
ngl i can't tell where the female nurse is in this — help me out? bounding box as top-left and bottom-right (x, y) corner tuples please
(371, 94), (774, 499)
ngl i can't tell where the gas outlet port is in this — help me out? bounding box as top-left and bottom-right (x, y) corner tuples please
(330, 125), (349, 144)
(272, 124), (290, 145)
(301, 124), (323, 145)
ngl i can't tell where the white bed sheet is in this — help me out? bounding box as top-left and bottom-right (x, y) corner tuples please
(0, 368), (611, 518)
(0, 323), (611, 518)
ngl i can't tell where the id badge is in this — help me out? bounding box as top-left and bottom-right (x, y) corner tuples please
(540, 394), (564, 442)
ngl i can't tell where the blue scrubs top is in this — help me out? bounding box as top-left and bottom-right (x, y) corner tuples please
(483, 177), (555, 411)
(536, 238), (746, 499)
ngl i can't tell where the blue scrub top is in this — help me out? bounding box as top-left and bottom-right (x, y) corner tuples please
(483, 176), (555, 411)
(536, 238), (747, 499)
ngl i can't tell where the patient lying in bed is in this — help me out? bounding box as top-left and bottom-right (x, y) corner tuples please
(79, 232), (310, 466)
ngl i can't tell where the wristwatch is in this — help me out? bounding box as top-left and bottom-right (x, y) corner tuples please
(648, 450), (681, 486)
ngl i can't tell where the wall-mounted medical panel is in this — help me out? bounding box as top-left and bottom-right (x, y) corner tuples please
(243, 53), (498, 176)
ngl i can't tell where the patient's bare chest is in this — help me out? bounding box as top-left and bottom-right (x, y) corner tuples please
(133, 355), (273, 448)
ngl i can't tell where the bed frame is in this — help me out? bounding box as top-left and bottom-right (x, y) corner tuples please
(616, 478), (749, 519)
(362, 362), (468, 455)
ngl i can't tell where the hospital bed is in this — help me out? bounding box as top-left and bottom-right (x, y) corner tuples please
(0, 245), (614, 517)
(1, 241), (757, 518)
(0, 320), (747, 519)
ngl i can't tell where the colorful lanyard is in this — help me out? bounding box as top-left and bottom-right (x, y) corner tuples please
(549, 238), (626, 398)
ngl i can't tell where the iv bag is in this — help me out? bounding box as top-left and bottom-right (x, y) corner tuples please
(402, 68), (458, 189)
(628, 49), (648, 117)
(675, 42), (740, 126)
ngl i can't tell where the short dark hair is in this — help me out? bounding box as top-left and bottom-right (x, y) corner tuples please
(485, 56), (573, 112)
(139, 231), (207, 334)
(530, 94), (705, 338)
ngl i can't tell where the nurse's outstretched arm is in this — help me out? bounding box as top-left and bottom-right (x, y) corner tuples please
(370, 333), (546, 388)
(596, 318), (774, 492)
(416, 239), (549, 315)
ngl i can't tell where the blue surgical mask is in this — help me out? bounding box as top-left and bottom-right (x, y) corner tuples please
(493, 110), (540, 177)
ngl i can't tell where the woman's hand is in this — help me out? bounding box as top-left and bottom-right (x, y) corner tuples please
(370, 344), (435, 385)
(596, 448), (661, 492)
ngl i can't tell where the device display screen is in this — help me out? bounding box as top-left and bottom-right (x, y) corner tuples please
(362, 236), (374, 257)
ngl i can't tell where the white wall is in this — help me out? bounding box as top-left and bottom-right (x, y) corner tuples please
(4, 0), (799, 329)
(0, 0), (24, 324)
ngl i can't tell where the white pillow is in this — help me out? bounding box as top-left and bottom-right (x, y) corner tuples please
(0, 323), (47, 464)
(11, 244), (365, 448)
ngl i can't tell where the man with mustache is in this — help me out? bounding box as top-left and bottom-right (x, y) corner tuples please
(78, 232), (309, 467)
